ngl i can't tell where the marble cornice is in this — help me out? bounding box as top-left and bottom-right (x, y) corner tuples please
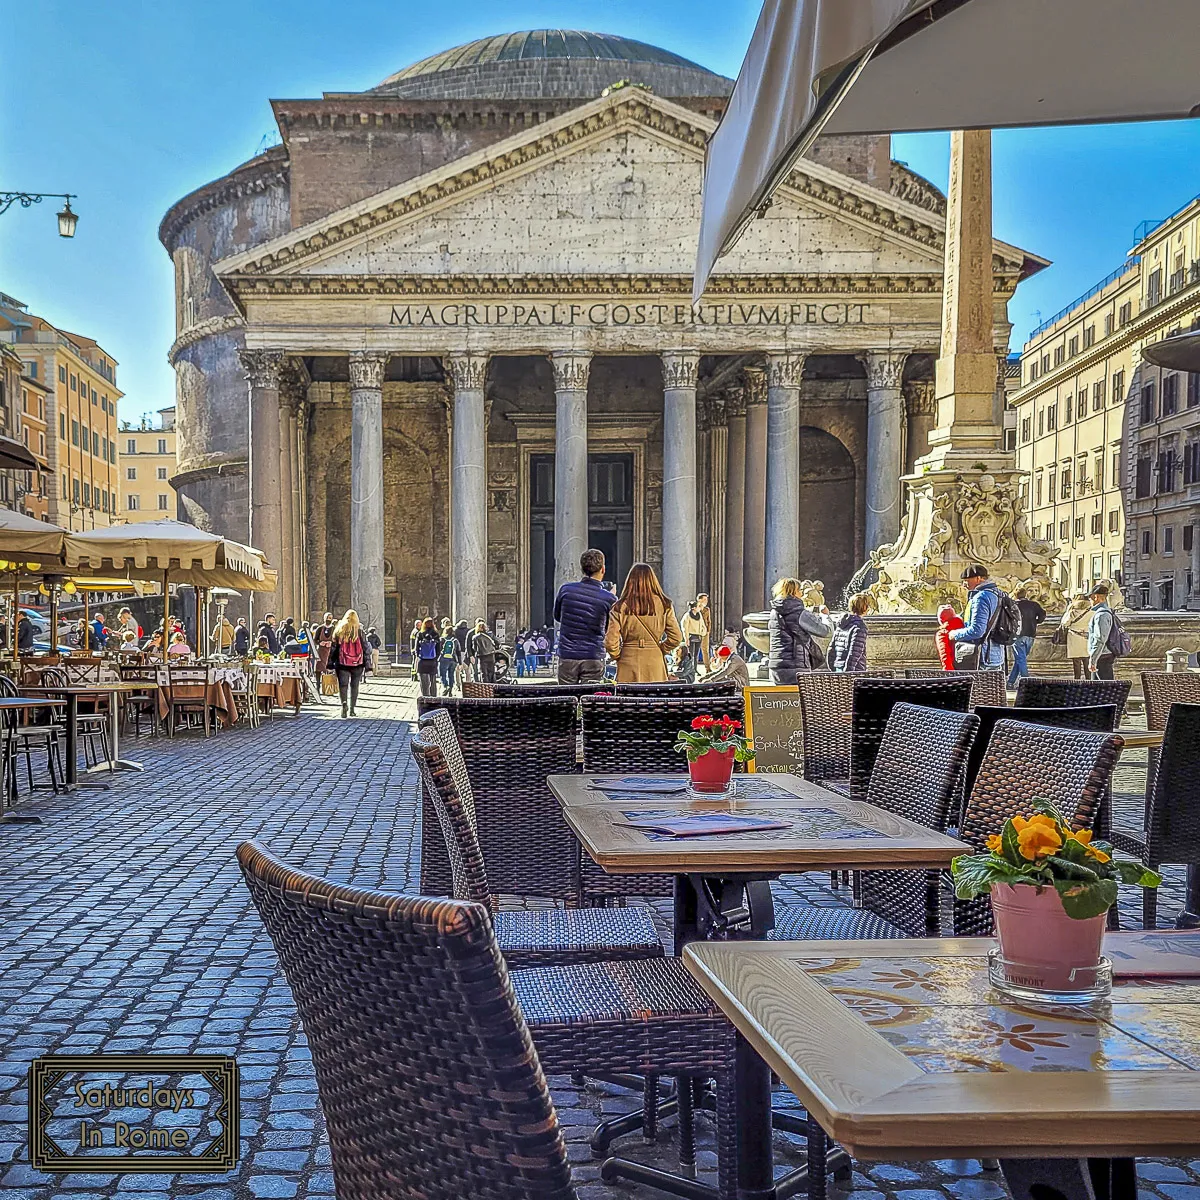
(159, 151), (289, 252)
(167, 314), (245, 365)
(217, 90), (1034, 285)
(224, 271), (981, 300)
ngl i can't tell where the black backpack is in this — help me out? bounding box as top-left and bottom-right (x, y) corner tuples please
(988, 590), (1021, 646)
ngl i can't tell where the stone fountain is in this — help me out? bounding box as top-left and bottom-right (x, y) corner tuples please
(745, 131), (1200, 682)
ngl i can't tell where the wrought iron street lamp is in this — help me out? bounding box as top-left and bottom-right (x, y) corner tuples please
(0, 191), (79, 237)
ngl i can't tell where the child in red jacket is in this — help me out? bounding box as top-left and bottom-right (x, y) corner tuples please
(936, 604), (965, 671)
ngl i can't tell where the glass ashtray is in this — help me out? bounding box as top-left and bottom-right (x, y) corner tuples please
(687, 779), (736, 800)
(987, 947), (1112, 1006)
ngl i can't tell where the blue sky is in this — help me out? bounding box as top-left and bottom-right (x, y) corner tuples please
(3, 1), (1199, 422)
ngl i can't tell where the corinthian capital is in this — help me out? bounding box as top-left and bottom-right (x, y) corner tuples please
(724, 385), (747, 419)
(444, 354), (489, 392)
(858, 350), (908, 391)
(766, 352), (805, 390)
(348, 350), (388, 391)
(237, 349), (286, 389)
(904, 378), (937, 417)
(661, 351), (700, 391)
(551, 351), (591, 392)
(278, 360), (310, 412)
(742, 366), (768, 407)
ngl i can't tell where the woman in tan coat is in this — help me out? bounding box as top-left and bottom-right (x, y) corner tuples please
(1059, 591), (1093, 679)
(604, 562), (683, 683)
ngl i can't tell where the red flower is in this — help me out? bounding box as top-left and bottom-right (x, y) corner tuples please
(717, 715), (741, 731)
(691, 715), (716, 730)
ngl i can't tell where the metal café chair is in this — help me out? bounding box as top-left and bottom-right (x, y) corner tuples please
(117, 662), (162, 738)
(40, 665), (111, 768)
(0, 676), (64, 801)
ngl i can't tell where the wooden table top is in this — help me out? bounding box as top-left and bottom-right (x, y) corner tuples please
(1115, 727), (1164, 749)
(684, 931), (1200, 1161)
(22, 682), (151, 696)
(548, 773), (967, 874)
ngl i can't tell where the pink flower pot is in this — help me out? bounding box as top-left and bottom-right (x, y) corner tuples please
(990, 882), (1107, 992)
(688, 748), (735, 795)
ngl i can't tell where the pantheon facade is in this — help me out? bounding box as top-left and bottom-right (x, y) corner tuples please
(160, 30), (1043, 641)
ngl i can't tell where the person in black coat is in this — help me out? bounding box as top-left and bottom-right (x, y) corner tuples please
(767, 578), (833, 685)
(256, 614), (280, 656)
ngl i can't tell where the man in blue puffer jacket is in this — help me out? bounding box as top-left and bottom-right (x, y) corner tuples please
(552, 548), (616, 684)
(948, 564), (1004, 669)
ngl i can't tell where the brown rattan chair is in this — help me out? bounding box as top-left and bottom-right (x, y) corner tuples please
(615, 681), (741, 698)
(238, 840), (739, 1200)
(905, 668), (1007, 709)
(795, 673), (856, 785)
(1140, 671), (1200, 731)
(954, 720), (1125, 935)
(578, 694), (745, 904)
(461, 681), (495, 698)
(1015, 675), (1131, 720)
(771, 704), (980, 942)
(847, 677), (973, 802)
(412, 716), (663, 967)
(414, 697), (581, 900)
(1108, 702), (1200, 928)
(493, 682), (607, 699)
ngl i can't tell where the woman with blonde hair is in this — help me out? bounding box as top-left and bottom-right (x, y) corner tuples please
(329, 609), (371, 717)
(603, 562), (683, 683)
(1058, 590), (1093, 680)
(767, 577), (833, 684)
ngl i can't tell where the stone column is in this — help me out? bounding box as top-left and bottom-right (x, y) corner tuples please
(742, 367), (769, 611)
(765, 353), (804, 591)
(860, 351), (908, 553)
(707, 394), (728, 633)
(239, 349), (286, 617)
(551, 352), (591, 597)
(348, 350), (387, 636)
(277, 362), (308, 621)
(723, 385), (747, 628)
(445, 354), (490, 625)
(661, 352), (700, 607)
(904, 379), (937, 478)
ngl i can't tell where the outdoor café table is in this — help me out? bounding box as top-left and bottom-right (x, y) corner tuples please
(253, 662), (304, 713)
(684, 930), (1200, 1200)
(0, 696), (66, 819)
(21, 682), (149, 786)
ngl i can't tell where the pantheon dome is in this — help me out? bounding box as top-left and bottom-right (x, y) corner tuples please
(356, 29), (733, 100)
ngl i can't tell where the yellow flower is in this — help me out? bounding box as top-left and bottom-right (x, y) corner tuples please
(986, 834), (1003, 854)
(1067, 828), (1111, 863)
(1012, 813), (1058, 834)
(1016, 821), (1062, 861)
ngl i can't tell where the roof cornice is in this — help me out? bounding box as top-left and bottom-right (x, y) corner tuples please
(217, 88), (1035, 288)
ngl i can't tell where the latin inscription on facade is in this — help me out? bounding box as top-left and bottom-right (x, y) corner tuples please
(387, 301), (871, 328)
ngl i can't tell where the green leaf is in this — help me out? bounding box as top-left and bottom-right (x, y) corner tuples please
(1053, 878), (1118, 920)
(1000, 819), (1023, 865)
(1055, 836), (1091, 866)
(1113, 861), (1162, 888)
(1029, 798), (1069, 826)
(951, 853), (1032, 899)
(1044, 854), (1102, 883)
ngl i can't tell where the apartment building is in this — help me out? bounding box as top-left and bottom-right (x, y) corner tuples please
(118, 408), (177, 522)
(0, 294), (123, 530)
(17, 371), (51, 520)
(1013, 189), (1200, 609)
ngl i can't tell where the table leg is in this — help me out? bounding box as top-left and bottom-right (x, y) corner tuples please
(64, 693), (78, 788)
(735, 1032), (774, 1200)
(1177, 864), (1200, 930)
(86, 690), (142, 774)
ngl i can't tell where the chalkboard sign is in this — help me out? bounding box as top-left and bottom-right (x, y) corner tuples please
(743, 685), (803, 774)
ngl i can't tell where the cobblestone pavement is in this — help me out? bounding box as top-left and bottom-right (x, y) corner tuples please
(0, 676), (1196, 1200)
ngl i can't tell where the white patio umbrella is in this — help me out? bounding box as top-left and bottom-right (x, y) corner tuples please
(0, 509), (67, 561)
(695, 0), (1200, 300)
(63, 519), (276, 646)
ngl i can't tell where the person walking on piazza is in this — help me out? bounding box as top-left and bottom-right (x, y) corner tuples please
(1086, 582), (1124, 680)
(467, 619), (499, 683)
(413, 617), (441, 697)
(680, 599), (708, 668)
(366, 626), (382, 673)
(1008, 584), (1046, 686)
(438, 618), (462, 695)
(514, 632), (528, 678)
(829, 592), (871, 673)
(233, 617), (251, 657)
(116, 606), (141, 640)
(329, 609), (372, 717)
(767, 578), (833, 684)
(946, 564), (1017, 671)
(1058, 590), (1094, 679)
(314, 611), (335, 674)
(211, 613), (235, 654)
(408, 618), (423, 681)
(696, 592), (713, 668)
(256, 613), (280, 656)
(604, 562), (683, 684)
(552, 547), (617, 684)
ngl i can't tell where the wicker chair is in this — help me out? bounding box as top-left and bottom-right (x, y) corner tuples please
(1108, 702), (1200, 928)
(847, 677), (973, 802)
(954, 720), (1125, 935)
(1015, 676), (1131, 720)
(493, 683), (608, 699)
(616, 681), (741, 698)
(905, 668), (1007, 710)
(414, 697), (581, 900)
(412, 718), (662, 967)
(1140, 671), (1200, 731)
(772, 704), (980, 942)
(578, 694), (745, 903)
(795, 673), (856, 785)
(461, 681), (495, 698)
(238, 840), (739, 1200)
(961, 704), (1117, 801)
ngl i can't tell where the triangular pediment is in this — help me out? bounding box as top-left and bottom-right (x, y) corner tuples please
(216, 88), (1038, 298)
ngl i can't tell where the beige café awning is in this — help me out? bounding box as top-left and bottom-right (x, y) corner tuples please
(0, 509), (67, 561)
(695, 0), (1200, 301)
